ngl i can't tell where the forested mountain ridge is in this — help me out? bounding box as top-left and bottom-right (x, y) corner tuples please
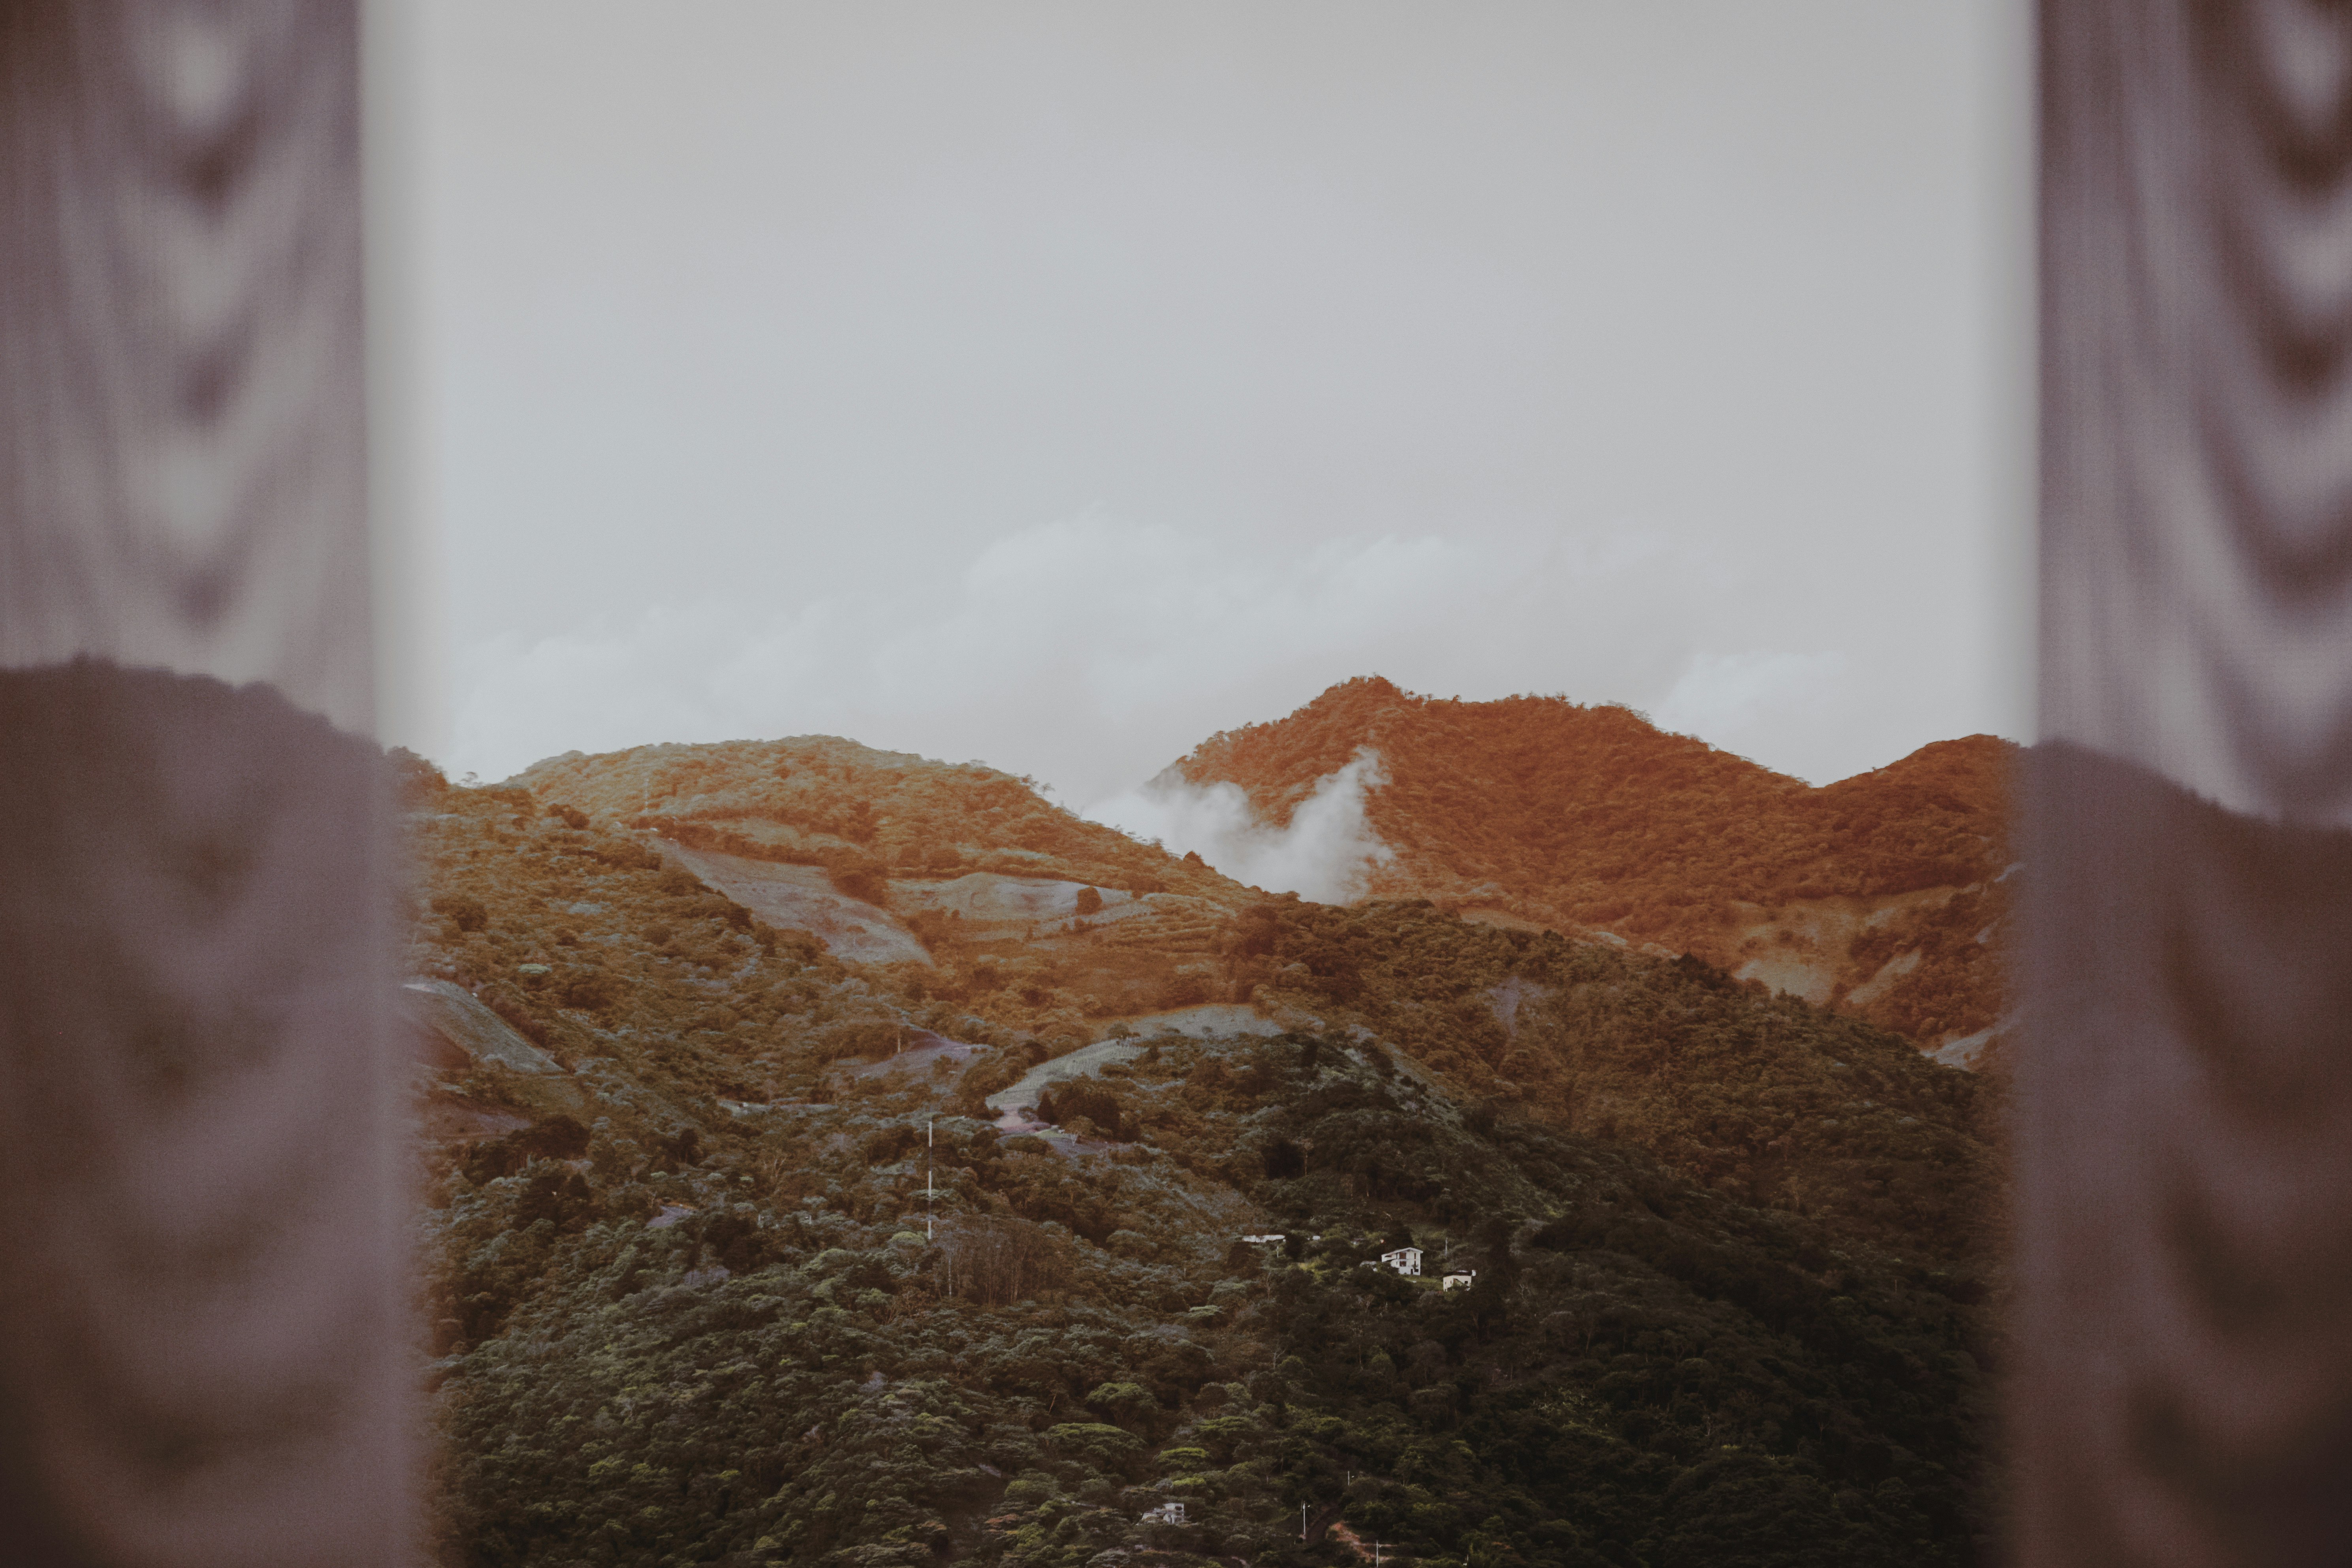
(400, 739), (2003, 1566)
(1167, 678), (2015, 1059)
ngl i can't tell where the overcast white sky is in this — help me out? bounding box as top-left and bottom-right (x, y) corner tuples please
(371, 1), (2032, 810)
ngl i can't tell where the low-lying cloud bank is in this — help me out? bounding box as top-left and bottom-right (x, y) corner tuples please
(429, 514), (2012, 802)
(1652, 649), (1854, 770)
(1088, 748), (1394, 905)
(439, 517), (1699, 797)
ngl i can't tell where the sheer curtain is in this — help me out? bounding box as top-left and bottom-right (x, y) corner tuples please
(0, 4), (409, 1564)
(2025, 1), (2352, 1562)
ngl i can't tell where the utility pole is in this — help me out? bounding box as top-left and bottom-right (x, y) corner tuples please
(926, 1118), (935, 1241)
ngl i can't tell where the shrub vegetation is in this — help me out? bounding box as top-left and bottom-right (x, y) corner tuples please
(399, 744), (2004, 1568)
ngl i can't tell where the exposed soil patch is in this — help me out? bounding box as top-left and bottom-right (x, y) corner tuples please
(414, 1095), (530, 1146)
(987, 1039), (1150, 1131)
(662, 845), (933, 966)
(849, 1028), (987, 1081)
(1847, 947), (1924, 1008)
(1932, 1026), (1999, 1070)
(985, 1005), (1291, 1137)
(1116, 1002), (1286, 1041)
(402, 980), (564, 1075)
(1485, 975), (1552, 1037)
(890, 872), (1147, 938)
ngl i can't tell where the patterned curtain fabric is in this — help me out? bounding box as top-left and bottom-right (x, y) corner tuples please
(0, 4), (410, 1564)
(2026, 2), (2352, 1562)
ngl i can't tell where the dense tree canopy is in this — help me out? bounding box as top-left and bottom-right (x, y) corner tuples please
(403, 749), (2003, 1567)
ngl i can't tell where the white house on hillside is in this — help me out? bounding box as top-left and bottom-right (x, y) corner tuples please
(1381, 1246), (1422, 1276)
(1141, 1502), (1185, 1526)
(1443, 1271), (1477, 1291)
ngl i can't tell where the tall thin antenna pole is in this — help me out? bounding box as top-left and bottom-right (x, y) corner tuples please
(926, 1118), (935, 1241)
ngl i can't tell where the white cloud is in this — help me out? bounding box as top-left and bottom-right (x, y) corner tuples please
(440, 514), (1983, 802)
(445, 516), (1684, 793)
(868, 519), (1469, 719)
(405, 7), (2030, 804)
(1653, 649), (1854, 780)
(1089, 748), (1395, 905)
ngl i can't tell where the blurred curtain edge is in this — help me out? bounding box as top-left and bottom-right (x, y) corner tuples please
(0, 3), (413, 1566)
(2022, 2), (2352, 1564)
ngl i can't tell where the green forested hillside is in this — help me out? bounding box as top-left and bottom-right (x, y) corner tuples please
(1216, 898), (2004, 1268)
(403, 755), (2001, 1568)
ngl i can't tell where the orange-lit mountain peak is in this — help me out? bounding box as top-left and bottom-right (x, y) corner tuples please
(1168, 679), (2017, 1056)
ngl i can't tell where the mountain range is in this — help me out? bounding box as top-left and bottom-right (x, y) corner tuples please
(495, 677), (2012, 1068)
(1167, 678), (2013, 1066)
(397, 679), (2011, 1567)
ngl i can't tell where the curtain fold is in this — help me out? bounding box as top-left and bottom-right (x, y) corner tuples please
(0, 4), (408, 1564)
(2026, 2), (2352, 1562)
